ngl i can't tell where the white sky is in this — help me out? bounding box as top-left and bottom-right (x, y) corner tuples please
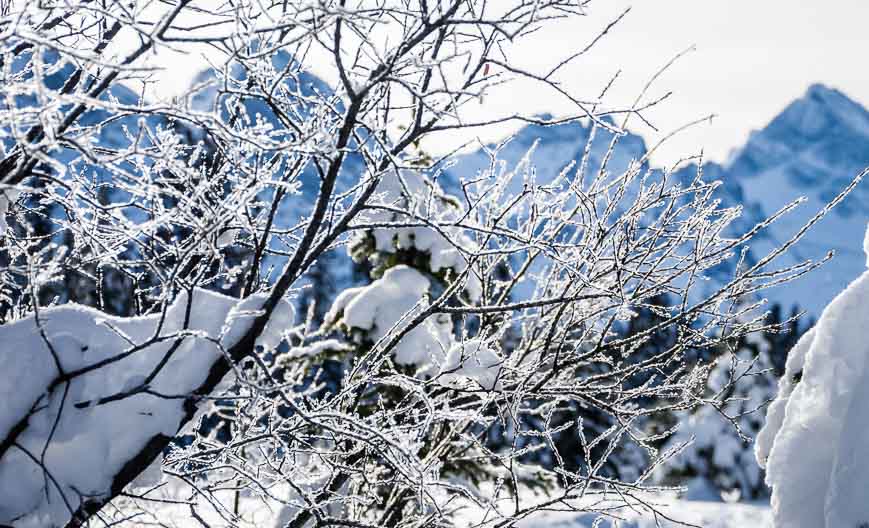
(424, 0), (869, 166)
(149, 0), (869, 167)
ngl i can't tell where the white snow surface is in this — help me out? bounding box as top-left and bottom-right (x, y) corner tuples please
(441, 338), (504, 390)
(72, 464), (334, 528)
(756, 225), (869, 528)
(324, 265), (454, 366)
(514, 499), (771, 528)
(753, 328), (814, 468)
(0, 288), (264, 527)
(356, 170), (482, 301)
(84, 477), (773, 528)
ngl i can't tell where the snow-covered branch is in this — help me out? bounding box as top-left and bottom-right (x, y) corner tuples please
(0, 1), (862, 527)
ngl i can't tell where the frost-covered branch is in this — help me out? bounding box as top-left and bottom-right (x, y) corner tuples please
(0, 1), (860, 527)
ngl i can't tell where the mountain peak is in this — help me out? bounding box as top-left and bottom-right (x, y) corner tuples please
(726, 83), (869, 177)
(805, 83), (858, 108)
(758, 83), (869, 144)
(805, 82), (842, 100)
(789, 83), (869, 138)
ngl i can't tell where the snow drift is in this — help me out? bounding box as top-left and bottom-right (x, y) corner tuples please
(757, 222), (869, 528)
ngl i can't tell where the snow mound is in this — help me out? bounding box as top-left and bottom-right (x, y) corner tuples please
(756, 225), (869, 527)
(753, 328), (814, 468)
(515, 499), (771, 528)
(0, 289), (261, 526)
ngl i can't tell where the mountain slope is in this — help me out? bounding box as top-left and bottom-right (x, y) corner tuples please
(706, 84), (869, 315)
(447, 84), (869, 316)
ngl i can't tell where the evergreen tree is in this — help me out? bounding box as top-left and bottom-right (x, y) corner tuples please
(518, 295), (683, 481)
(653, 306), (807, 501)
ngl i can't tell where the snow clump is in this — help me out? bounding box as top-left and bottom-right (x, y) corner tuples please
(757, 223), (869, 528)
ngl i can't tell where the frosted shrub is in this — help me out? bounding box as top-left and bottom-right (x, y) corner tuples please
(657, 332), (778, 501)
(0, 1), (862, 526)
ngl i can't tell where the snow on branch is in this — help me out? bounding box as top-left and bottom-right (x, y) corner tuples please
(0, 0), (864, 526)
(0, 289), (268, 526)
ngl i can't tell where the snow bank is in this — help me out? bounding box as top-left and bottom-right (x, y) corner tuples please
(0, 289), (264, 527)
(514, 498), (771, 528)
(757, 223), (869, 528)
(93, 455), (337, 528)
(753, 328), (814, 467)
(105, 477), (772, 527)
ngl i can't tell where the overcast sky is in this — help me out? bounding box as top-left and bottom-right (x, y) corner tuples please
(422, 0), (869, 166)
(151, 1), (869, 167)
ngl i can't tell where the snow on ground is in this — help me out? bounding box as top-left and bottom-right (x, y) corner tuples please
(106, 480), (772, 528)
(448, 480), (773, 528)
(517, 499), (771, 528)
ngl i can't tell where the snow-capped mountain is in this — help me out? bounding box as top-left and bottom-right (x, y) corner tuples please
(444, 118), (648, 195)
(447, 84), (869, 317)
(15, 47), (866, 318)
(710, 84), (869, 316)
